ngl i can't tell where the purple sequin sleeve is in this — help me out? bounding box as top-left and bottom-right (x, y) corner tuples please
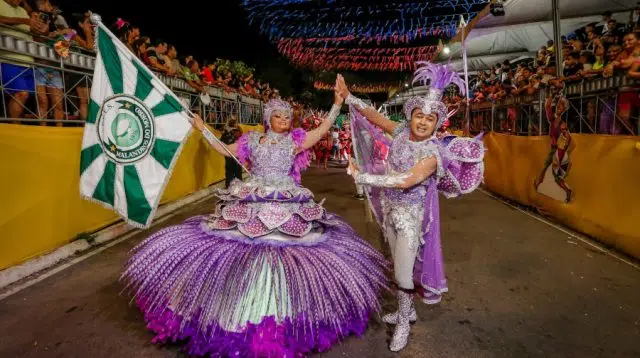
(290, 128), (311, 185)
(236, 133), (250, 165)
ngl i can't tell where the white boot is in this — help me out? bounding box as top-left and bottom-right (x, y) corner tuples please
(382, 306), (417, 325)
(389, 290), (412, 352)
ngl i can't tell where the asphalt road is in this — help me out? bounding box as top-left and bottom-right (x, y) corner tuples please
(0, 167), (638, 358)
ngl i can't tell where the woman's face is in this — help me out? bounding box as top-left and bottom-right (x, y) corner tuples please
(269, 110), (291, 133)
(409, 108), (437, 141)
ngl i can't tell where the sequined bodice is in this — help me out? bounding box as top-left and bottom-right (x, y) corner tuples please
(385, 129), (440, 204)
(248, 131), (296, 184)
(389, 129), (439, 173)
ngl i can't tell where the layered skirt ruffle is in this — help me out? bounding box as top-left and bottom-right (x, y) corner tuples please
(121, 214), (389, 357)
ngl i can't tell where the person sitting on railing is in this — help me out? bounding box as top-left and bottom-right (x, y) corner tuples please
(146, 38), (175, 76)
(0, 0), (47, 122)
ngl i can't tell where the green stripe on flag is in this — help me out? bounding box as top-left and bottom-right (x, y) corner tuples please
(124, 165), (152, 225)
(151, 138), (181, 170)
(86, 100), (100, 124)
(80, 144), (102, 175)
(151, 94), (183, 117)
(92, 160), (115, 206)
(132, 61), (154, 101)
(97, 27), (123, 94)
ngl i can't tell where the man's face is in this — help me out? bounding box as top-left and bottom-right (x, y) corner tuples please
(607, 45), (621, 60)
(623, 34), (637, 51)
(157, 43), (167, 54)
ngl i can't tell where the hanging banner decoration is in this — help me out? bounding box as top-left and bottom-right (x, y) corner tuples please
(314, 80), (400, 94)
(240, 0), (491, 72)
(242, 0), (490, 40)
(80, 20), (192, 228)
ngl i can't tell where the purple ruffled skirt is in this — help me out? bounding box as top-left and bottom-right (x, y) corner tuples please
(121, 214), (389, 357)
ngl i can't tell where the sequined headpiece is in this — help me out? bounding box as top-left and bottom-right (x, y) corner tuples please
(263, 99), (293, 130)
(403, 61), (466, 129)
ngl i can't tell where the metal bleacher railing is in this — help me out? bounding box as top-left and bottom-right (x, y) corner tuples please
(383, 75), (640, 136)
(0, 27), (263, 126)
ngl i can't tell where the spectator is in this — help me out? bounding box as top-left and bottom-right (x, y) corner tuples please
(200, 60), (216, 85)
(33, 0), (73, 124)
(0, 0), (47, 122)
(181, 59), (205, 92)
(164, 44), (180, 76)
(114, 19), (139, 53)
(146, 38), (174, 75)
(133, 36), (150, 61)
(68, 11), (92, 121)
(604, 32), (640, 76)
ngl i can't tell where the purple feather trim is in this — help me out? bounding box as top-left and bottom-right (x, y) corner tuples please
(136, 299), (371, 357)
(290, 128), (311, 185)
(412, 61), (466, 96)
(236, 133), (250, 165)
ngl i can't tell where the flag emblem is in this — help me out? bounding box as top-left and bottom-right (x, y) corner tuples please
(97, 94), (155, 164)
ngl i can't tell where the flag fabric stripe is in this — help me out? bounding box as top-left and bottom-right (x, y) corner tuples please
(80, 153), (107, 197)
(151, 138), (181, 170)
(151, 94), (183, 117)
(80, 143), (103, 175)
(153, 112), (193, 142)
(92, 160), (116, 206)
(133, 61), (154, 101)
(97, 26), (124, 95)
(80, 122), (99, 150)
(124, 165), (152, 226)
(134, 155), (169, 213)
(114, 164), (128, 218)
(89, 54), (113, 111)
(86, 100), (100, 124)
(141, 88), (165, 110)
(120, 54), (138, 96)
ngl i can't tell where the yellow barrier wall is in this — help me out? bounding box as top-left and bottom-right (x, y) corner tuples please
(483, 132), (640, 259)
(0, 124), (262, 270)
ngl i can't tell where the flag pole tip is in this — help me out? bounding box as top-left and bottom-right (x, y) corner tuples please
(90, 12), (102, 25)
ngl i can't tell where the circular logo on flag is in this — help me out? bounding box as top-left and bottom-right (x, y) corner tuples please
(97, 94), (155, 164)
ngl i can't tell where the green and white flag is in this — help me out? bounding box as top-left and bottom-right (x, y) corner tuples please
(80, 22), (192, 228)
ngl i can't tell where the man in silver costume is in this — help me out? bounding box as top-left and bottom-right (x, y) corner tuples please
(337, 63), (485, 352)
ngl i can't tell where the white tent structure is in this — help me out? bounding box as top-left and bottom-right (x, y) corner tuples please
(439, 0), (638, 72)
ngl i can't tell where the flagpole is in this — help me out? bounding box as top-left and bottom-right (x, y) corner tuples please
(89, 13), (251, 175)
(460, 15), (471, 136)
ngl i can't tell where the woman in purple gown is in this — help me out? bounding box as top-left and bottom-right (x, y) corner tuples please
(337, 62), (485, 352)
(121, 89), (389, 356)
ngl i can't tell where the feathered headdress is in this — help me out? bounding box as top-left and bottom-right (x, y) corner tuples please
(263, 99), (292, 130)
(403, 61), (466, 129)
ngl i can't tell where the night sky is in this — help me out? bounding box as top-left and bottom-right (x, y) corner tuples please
(54, 0), (400, 104)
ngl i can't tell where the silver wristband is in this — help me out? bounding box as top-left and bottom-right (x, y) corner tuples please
(345, 94), (369, 111)
(326, 103), (341, 125)
(355, 172), (409, 188)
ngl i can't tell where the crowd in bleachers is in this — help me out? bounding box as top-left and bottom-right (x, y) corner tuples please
(464, 10), (640, 135)
(0, 0), (281, 125)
